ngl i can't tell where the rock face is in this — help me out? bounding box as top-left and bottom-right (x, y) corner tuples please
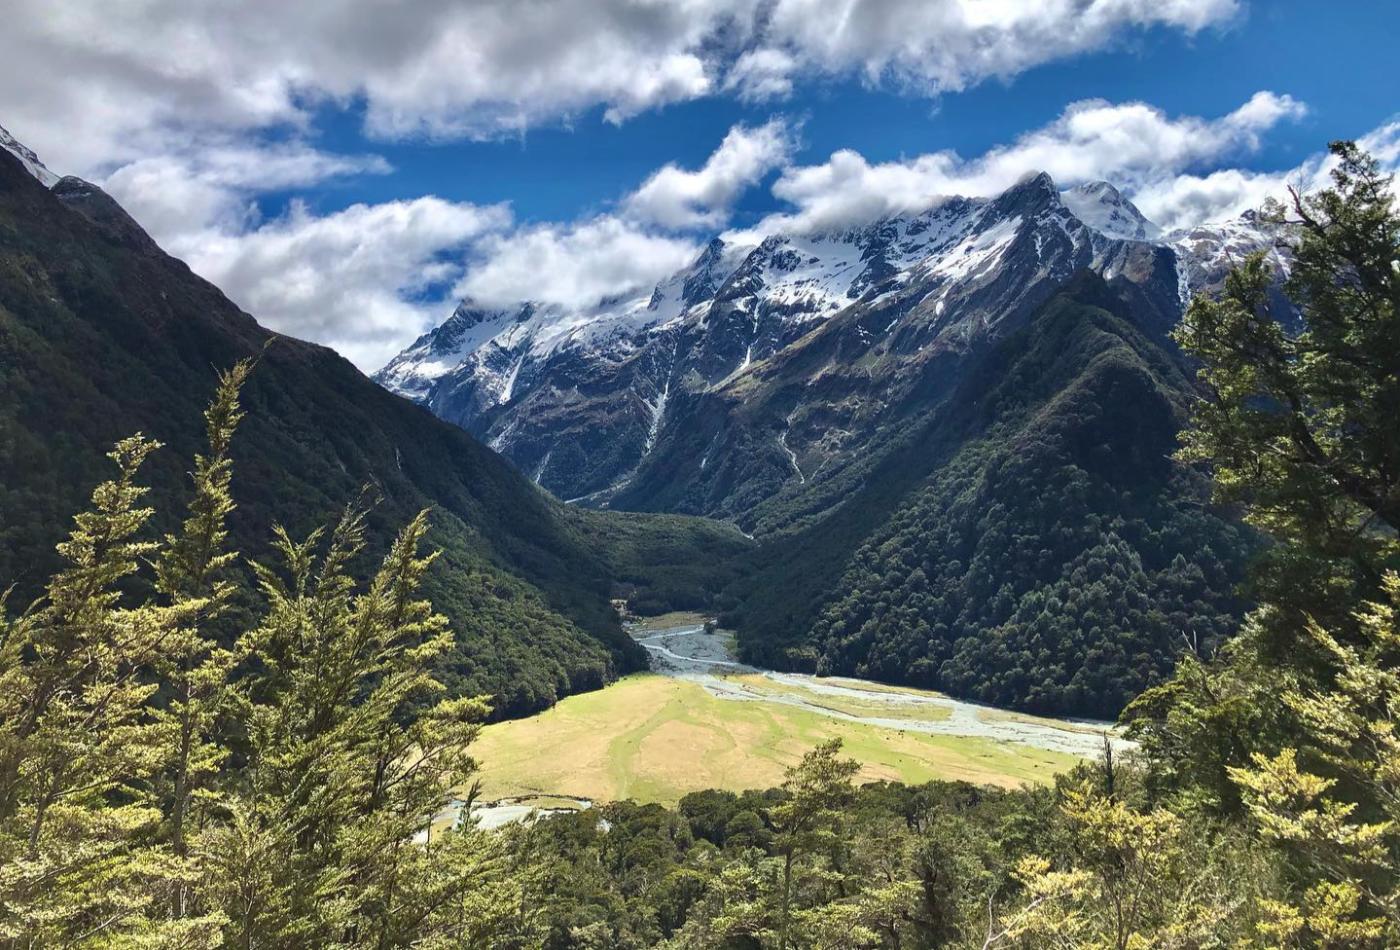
(377, 172), (1285, 531)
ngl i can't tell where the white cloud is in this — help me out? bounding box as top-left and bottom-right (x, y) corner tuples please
(0, 0), (1245, 373)
(459, 120), (788, 311)
(103, 143), (391, 243)
(181, 198), (510, 370)
(0, 0), (1240, 179)
(724, 49), (800, 103)
(623, 119), (794, 229)
(1131, 168), (1292, 232)
(1134, 120), (1400, 231)
(755, 0), (1240, 97)
(747, 92), (1307, 234)
(458, 217), (699, 311)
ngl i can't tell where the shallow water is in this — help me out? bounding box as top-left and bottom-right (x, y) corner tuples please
(634, 623), (1130, 759)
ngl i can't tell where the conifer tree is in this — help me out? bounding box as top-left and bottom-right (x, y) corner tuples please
(1229, 573), (1400, 943)
(1172, 141), (1400, 634)
(0, 363), (513, 948)
(1131, 142), (1400, 802)
(150, 358), (252, 929)
(769, 739), (860, 950)
(212, 504), (489, 946)
(0, 435), (195, 945)
(1129, 141), (1400, 940)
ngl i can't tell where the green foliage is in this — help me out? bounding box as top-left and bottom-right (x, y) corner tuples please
(1172, 142), (1400, 632)
(502, 754), (1284, 949)
(0, 434), (193, 943)
(1128, 141), (1400, 939)
(1227, 574), (1400, 942)
(512, 744), (982, 949)
(989, 780), (1274, 948)
(0, 367), (521, 947)
(567, 508), (754, 616)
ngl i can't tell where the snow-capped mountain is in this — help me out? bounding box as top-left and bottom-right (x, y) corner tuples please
(0, 124), (59, 187)
(376, 172), (1285, 522)
(1167, 208), (1293, 301)
(1061, 181), (1159, 242)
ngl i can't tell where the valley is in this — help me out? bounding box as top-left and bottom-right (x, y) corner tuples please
(466, 616), (1106, 810)
(1, 4), (1394, 941)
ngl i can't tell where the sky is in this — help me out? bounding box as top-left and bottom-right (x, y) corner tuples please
(1, 1), (1396, 369)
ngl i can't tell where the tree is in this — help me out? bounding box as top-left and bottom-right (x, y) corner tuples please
(150, 359), (251, 927)
(986, 780), (1269, 948)
(0, 364), (513, 948)
(1172, 141), (1400, 637)
(1132, 141), (1400, 805)
(768, 739), (861, 949)
(0, 434), (195, 946)
(213, 504), (490, 946)
(1228, 573), (1400, 944)
(1128, 140), (1400, 940)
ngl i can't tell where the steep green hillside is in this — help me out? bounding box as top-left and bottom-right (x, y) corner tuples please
(723, 274), (1253, 718)
(0, 150), (750, 718)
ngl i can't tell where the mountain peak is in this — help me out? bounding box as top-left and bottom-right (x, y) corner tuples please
(0, 125), (59, 188)
(1020, 169), (1057, 188)
(1061, 180), (1159, 241)
(991, 170), (1061, 218)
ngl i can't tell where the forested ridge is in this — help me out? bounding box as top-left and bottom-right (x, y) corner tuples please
(724, 273), (1252, 718)
(0, 150), (750, 719)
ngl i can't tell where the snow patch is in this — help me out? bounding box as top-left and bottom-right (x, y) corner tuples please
(0, 126), (59, 187)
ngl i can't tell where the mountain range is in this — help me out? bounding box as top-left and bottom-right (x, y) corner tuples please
(377, 172), (1286, 527)
(378, 168), (1286, 717)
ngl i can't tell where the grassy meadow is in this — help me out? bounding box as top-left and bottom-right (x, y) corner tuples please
(470, 673), (1083, 805)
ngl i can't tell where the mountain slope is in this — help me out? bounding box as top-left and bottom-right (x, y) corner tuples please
(380, 176), (1289, 534)
(722, 273), (1253, 718)
(0, 142), (750, 718)
(377, 174), (1215, 521)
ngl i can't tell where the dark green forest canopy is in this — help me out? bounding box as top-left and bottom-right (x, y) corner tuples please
(722, 274), (1253, 718)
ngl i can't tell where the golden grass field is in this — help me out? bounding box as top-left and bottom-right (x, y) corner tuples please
(469, 673), (1084, 805)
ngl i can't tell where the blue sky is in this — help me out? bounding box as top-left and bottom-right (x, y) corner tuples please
(2, 1), (1395, 367)
(297, 3), (1395, 230)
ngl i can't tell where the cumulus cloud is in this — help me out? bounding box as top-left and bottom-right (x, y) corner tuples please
(724, 49), (801, 103)
(747, 92), (1307, 235)
(623, 119), (794, 229)
(103, 143), (391, 242)
(0, 0), (1240, 178)
(457, 217), (699, 311)
(181, 198), (510, 370)
(0, 0), (1244, 371)
(459, 120), (792, 311)
(1133, 120), (1400, 230)
(755, 0), (1240, 96)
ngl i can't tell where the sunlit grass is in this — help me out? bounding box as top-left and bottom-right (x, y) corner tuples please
(471, 674), (1084, 805)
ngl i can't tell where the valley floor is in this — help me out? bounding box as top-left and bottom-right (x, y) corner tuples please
(467, 617), (1119, 808)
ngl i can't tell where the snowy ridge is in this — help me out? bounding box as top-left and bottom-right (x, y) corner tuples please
(375, 169), (1290, 504)
(0, 125), (60, 188)
(1166, 209), (1291, 301)
(1062, 181), (1160, 242)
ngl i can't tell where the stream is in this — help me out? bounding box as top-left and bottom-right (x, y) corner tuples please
(634, 622), (1130, 760)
